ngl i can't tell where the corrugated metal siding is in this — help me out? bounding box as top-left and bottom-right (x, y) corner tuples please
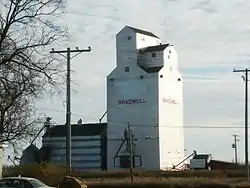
(101, 129), (107, 170)
(43, 136), (103, 171)
(138, 51), (164, 69)
(42, 123), (107, 171)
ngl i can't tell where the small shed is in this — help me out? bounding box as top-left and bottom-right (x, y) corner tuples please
(20, 144), (40, 165)
(190, 154), (211, 170)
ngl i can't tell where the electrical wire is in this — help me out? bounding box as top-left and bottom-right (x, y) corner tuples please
(37, 107), (84, 118)
(62, 47), (242, 84)
(36, 108), (246, 129)
(111, 50), (241, 82)
(107, 121), (246, 129)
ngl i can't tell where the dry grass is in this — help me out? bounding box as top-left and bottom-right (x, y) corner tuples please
(5, 163), (68, 186)
(85, 178), (250, 188)
(4, 164), (250, 187)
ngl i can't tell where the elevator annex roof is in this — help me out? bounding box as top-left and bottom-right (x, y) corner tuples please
(42, 123), (107, 137)
(139, 43), (170, 53)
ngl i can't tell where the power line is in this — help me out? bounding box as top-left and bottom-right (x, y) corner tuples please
(37, 107), (84, 118)
(107, 122), (250, 129)
(50, 46), (91, 173)
(33, 109), (249, 129)
(36, 107), (248, 129)
(33, 108), (250, 129)
(108, 50), (243, 83)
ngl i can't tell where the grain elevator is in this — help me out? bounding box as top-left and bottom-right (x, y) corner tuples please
(23, 25), (184, 172)
(107, 26), (184, 170)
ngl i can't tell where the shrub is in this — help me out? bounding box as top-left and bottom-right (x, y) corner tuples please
(4, 163), (68, 186)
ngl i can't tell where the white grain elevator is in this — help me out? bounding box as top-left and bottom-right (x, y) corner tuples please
(106, 26), (184, 170)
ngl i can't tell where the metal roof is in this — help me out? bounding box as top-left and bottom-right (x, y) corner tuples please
(23, 144), (39, 152)
(139, 44), (170, 53)
(42, 123), (107, 137)
(193, 154), (210, 160)
(127, 26), (160, 38)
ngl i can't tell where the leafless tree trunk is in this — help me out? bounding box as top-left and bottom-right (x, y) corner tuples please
(0, 0), (67, 147)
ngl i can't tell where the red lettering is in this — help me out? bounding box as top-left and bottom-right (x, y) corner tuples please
(163, 98), (179, 104)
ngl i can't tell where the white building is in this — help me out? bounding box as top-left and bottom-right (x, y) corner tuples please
(36, 25), (184, 172)
(107, 26), (184, 170)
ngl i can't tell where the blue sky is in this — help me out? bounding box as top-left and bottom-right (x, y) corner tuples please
(4, 0), (250, 165)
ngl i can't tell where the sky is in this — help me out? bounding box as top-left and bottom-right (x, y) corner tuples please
(4, 0), (250, 165)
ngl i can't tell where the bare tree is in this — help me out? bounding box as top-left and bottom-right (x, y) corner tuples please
(0, 0), (67, 86)
(0, 0), (67, 146)
(0, 62), (43, 148)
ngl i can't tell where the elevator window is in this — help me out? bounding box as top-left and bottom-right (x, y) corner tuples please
(125, 66), (130, 72)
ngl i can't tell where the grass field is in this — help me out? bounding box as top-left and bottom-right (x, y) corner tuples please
(84, 178), (250, 188)
(4, 164), (250, 188)
(62, 177), (250, 188)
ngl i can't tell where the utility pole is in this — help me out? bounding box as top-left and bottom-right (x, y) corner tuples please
(50, 46), (91, 172)
(128, 123), (134, 183)
(232, 134), (239, 164)
(233, 68), (250, 180)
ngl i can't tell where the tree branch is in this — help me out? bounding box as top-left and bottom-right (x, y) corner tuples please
(0, 0), (67, 148)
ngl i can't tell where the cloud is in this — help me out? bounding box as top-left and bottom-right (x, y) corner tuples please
(5, 0), (250, 165)
(49, 0), (249, 161)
